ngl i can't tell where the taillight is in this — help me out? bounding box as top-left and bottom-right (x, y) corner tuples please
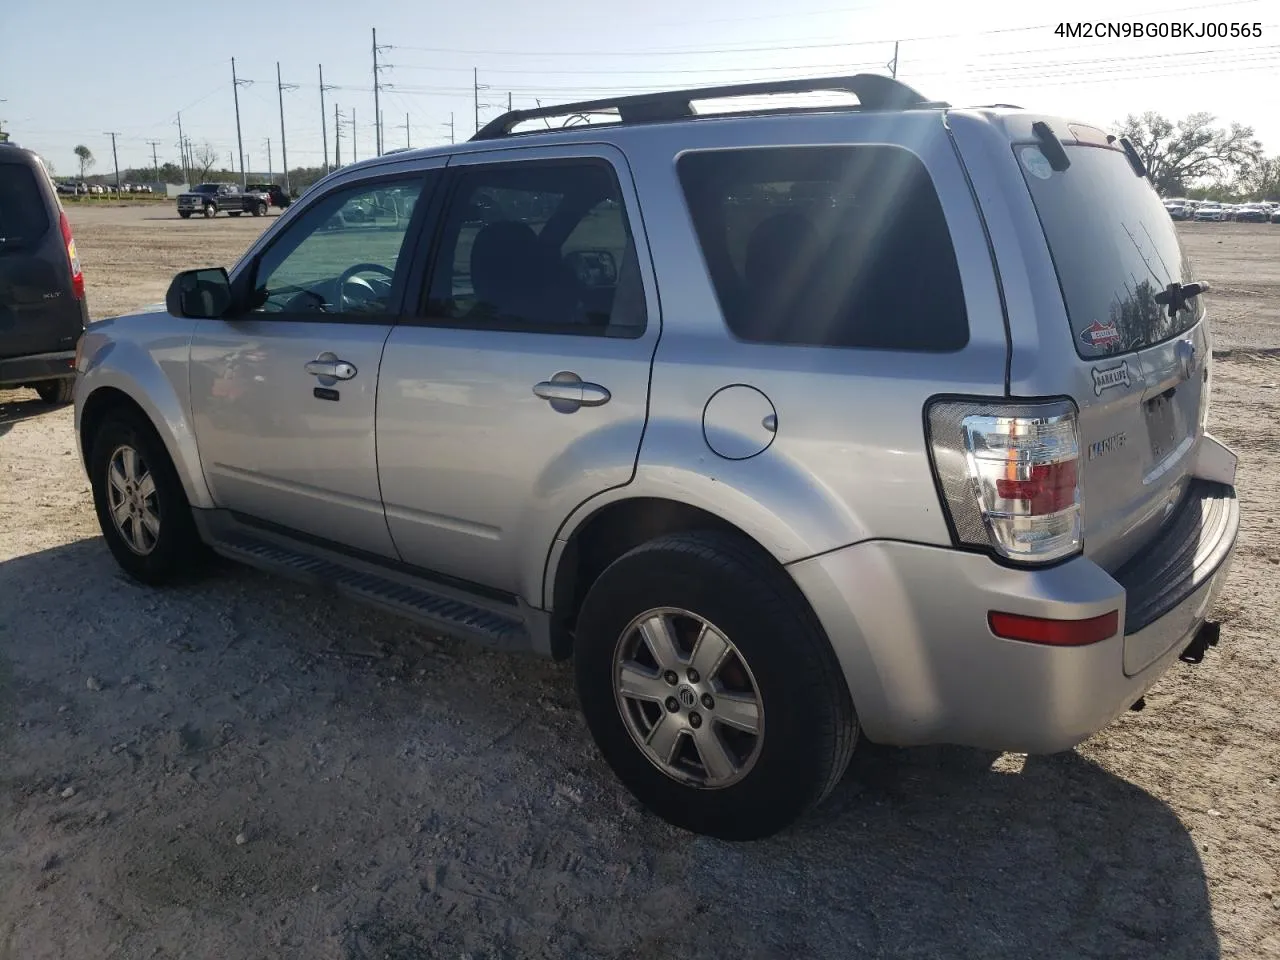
(927, 398), (1082, 564)
(59, 210), (85, 301)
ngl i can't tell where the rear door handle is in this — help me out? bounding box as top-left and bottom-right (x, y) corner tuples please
(305, 354), (357, 380)
(533, 371), (611, 410)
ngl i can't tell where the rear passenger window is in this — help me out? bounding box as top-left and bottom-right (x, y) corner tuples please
(424, 159), (646, 336)
(677, 146), (968, 351)
(0, 164), (51, 246)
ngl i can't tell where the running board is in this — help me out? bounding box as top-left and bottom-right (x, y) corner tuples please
(195, 512), (538, 653)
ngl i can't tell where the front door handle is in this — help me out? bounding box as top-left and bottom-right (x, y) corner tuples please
(305, 354), (357, 380)
(533, 371), (611, 411)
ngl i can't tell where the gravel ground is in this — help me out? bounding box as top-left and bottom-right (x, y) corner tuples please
(1, 207), (1278, 959)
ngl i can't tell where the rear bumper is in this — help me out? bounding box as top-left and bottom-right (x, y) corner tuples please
(0, 350), (78, 388)
(789, 443), (1239, 754)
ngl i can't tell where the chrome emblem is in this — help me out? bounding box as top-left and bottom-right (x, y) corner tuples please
(677, 686), (697, 708)
(1176, 339), (1198, 381)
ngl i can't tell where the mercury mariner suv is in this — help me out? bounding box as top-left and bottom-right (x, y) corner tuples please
(74, 76), (1240, 840)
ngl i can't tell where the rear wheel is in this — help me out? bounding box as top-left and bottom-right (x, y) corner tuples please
(35, 379), (75, 405)
(252, 202), (267, 217)
(203, 204), (216, 219)
(88, 410), (207, 585)
(574, 530), (857, 840)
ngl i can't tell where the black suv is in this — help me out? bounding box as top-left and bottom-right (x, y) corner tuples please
(0, 143), (87, 404)
(246, 183), (292, 209)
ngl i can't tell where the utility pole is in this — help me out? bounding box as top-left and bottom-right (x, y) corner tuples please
(104, 131), (121, 191)
(888, 41), (899, 79)
(508, 91), (512, 112)
(371, 28), (392, 156)
(398, 112), (410, 149)
(448, 112), (455, 144)
(264, 137), (272, 181)
(319, 64), (335, 174)
(334, 104), (341, 168)
(276, 62), (298, 195)
(231, 57), (250, 188)
(352, 107), (357, 162)
(147, 140), (161, 184)
(174, 113), (188, 185)
(474, 68), (479, 134)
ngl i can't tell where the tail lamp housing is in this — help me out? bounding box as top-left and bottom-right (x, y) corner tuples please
(59, 210), (85, 301)
(928, 398), (1082, 564)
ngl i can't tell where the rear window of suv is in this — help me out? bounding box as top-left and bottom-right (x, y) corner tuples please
(1016, 141), (1202, 358)
(677, 145), (968, 351)
(0, 162), (50, 248)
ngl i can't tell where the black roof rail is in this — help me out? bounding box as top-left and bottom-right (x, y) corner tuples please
(472, 74), (943, 141)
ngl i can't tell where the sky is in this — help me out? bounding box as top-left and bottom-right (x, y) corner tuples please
(1, 0), (1277, 179)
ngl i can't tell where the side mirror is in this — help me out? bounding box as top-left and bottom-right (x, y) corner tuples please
(166, 267), (233, 319)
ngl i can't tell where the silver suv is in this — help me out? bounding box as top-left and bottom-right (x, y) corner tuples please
(75, 76), (1240, 840)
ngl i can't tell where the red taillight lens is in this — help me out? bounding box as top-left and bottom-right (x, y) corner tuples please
(995, 460), (1078, 515)
(59, 210), (85, 301)
(988, 610), (1119, 647)
(928, 399), (1082, 564)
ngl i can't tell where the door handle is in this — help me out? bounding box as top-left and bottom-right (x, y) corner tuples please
(305, 356), (357, 380)
(533, 371), (611, 410)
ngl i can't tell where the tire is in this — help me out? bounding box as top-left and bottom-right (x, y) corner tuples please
(252, 202), (266, 217)
(35, 379), (75, 405)
(87, 409), (207, 585)
(574, 530), (857, 840)
(203, 204), (216, 219)
(228, 211), (242, 218)
(178, 211), (192, 219)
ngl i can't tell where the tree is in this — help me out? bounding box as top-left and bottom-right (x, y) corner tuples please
(1236, 156), (1280, 202)
(1116, 112), (1262, 196)
(190, 142), (219, 182)
(74, 145), (95, 180)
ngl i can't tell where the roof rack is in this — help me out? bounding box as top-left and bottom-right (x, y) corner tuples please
(472, 74), (943, 141)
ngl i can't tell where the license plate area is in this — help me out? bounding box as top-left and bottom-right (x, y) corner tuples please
(1145, 390), (1179, 462)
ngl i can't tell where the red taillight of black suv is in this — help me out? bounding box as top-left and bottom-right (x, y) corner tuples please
(58, 210), (85, 300)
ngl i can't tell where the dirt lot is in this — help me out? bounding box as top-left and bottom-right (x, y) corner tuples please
(1, 208), (1278, 959)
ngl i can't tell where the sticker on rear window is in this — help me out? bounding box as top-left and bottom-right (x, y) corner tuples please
(1019, 146), (1054, 180)
(1080, 319), (1121, 349)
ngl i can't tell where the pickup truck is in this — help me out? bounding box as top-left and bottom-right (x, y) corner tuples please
(246, 183), (292, 210)
(177, 183), (270, 219)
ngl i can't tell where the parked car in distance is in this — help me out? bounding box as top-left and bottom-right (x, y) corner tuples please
(176, 183), (271, 219)
(1163, 198), (1190, 220)
(1271, 207), (1280, 224)
(246, 183), (292, 209)
(74, 76), (1240, 839)
(1193, 201), (1225, 221)
(1234, 202), (1269, 223)
(0, 143), (88, 404)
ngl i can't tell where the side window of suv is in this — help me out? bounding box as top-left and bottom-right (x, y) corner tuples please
(678, 145), (968, 351)
(423, 159), (646, 336)
(249, 177), (426, 316)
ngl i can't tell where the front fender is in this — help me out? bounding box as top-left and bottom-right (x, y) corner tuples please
(75, 314), (212, 508)
(539, 416), (872, 608)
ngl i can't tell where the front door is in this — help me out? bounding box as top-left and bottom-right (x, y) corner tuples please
(189, 169), (439, 557)
(377, 146), (659, 597)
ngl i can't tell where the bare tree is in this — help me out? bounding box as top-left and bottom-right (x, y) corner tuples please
(191, 142), (220, 182)
(74, 145), (94, 180)
(1117, 112), (1262, 196)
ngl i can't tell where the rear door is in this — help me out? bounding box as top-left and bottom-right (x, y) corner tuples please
(1003, 125), (1209, 570)
(0, 153), (83, 359)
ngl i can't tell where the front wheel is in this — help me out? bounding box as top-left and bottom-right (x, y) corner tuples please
(203, 204), (216, 219)
(88, 410), (207, 584)
(574, 530), (857, 840)
(35, 379), (75, 405)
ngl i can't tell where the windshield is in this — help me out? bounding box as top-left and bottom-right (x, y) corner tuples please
(1018, 142), (1203, 359)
